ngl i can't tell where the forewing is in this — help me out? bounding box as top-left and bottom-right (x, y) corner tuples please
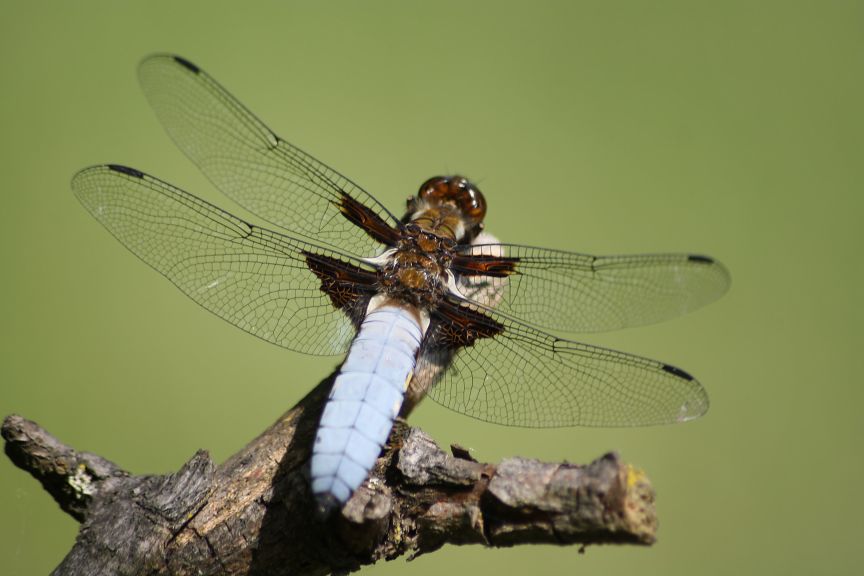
(137, 54), (401, 256)
(452, 244), (730, 333)
(420, 298), (708, 428)
(72, 164), (376, 356)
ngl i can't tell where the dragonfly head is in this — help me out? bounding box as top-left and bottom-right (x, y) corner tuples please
(410, 176), (486, 241)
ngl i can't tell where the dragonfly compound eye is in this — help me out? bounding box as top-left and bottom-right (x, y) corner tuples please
(456, 180), (486, 225)
(418, 176), (451, 202)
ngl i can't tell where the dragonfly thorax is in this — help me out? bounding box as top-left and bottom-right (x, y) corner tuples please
(379, 225), (454, 308)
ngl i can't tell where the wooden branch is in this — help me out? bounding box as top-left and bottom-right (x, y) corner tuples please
(2, 375), (657, 575)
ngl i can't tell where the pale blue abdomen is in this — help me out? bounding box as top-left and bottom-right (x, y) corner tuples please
(311, 304), (422, 510)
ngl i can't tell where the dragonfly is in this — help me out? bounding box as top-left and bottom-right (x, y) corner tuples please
(72, 54), (730, 513)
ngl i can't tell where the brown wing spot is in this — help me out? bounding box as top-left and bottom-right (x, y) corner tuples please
(452, 254), (520, 278)
(302, 251), (378, 312)
(336, 193), (401, 246)
(431, 298), (504, 348)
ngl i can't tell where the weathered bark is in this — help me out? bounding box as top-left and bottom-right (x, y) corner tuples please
(2, 375), (657, 575)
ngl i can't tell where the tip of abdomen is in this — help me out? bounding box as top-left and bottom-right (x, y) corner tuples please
(314, 491), (343, 517)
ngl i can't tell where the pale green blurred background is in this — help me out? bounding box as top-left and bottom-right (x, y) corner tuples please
(1, 1), (861, 575)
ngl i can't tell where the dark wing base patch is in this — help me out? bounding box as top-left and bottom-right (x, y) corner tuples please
(452, 254), (520, 278)
(335, 193), (402, 247)
(430, 298), (505, 348)
(303, 251), (378, 326)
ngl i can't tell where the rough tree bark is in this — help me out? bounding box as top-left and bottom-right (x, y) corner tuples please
(3, 373), (658, 575)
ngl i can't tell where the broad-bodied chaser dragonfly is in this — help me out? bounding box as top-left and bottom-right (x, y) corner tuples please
(73, 55), (730, 512)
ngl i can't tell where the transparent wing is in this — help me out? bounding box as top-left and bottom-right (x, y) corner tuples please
(453, 243), (730, 333)
(421, 299), (708, 428)
(137, 54), (401, 257)
(72, 164), (371, 356)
